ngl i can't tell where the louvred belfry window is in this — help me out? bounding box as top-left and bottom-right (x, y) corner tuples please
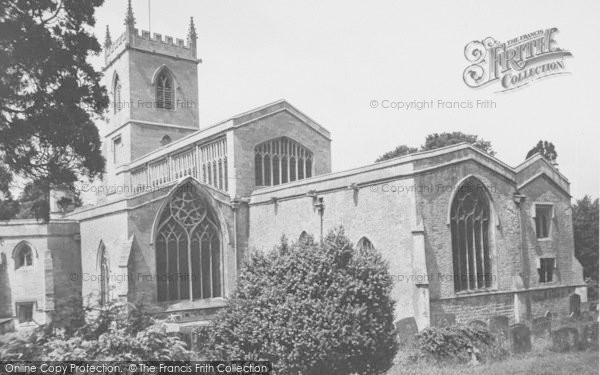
(450, 178), (492, 292)
(156, 70), (174, 110)
(156, 183), (222, 302)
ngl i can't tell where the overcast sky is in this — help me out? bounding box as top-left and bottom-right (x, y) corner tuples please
(92, 0), (599, 199)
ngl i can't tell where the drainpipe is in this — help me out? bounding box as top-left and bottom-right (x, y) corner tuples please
(316, 197), (325, 244)
(307, 190), (325, 244)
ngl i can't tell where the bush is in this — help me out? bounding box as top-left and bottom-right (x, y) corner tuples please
(413, 324), (508, 363)
(196, 227), (398, 375)
(0, 300), (195, 361)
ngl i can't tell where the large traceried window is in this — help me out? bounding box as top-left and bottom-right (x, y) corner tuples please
(450, 177), (493, 292)
(155, 183), (222, 302)
(255, 137), (313, 187)
(156, 69), (174, 110)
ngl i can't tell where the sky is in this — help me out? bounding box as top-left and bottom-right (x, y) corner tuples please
(92, 0), (600, 199)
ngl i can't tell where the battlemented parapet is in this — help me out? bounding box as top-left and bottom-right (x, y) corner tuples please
(104, 0), (198, 68)
(105, 28), (198, 67)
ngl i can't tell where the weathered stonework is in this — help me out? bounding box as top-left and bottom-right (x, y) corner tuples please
(0, 4), (587, 334)
(0, 220), (80, 329)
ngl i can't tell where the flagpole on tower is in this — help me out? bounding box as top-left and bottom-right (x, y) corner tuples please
(148, 0), (151, 34)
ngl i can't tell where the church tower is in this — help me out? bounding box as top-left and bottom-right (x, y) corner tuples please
(100, 0), (200, 192)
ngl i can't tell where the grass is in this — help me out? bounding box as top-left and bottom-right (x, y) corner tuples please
(387, 349), (599, 375)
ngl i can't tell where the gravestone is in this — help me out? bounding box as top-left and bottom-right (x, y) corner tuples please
(552, 327), (579, 352)
(580, 322), (599, 349)
(395, 317), (418, 347)
(570, 294), (581, 317)
(488, 316), (510, 346)
(580, 311), (593, 322)
(532, 316), (552, 338)
(511, 323), (531, 353)
(431, 313), (455, 328)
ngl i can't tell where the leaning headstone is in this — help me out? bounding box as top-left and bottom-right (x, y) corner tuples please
(488, 316), (510, 346)
(570, 294), (581, 317)
(580, 322), (599, 349)
(511, 323), (532, 353)
(552, 327), (579, 352)
(532, 316), (552, 338)
(395, 317), (418, 347)
(431, 313), (456, 328)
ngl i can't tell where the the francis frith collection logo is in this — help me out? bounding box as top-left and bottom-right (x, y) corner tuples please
(463, 28), (572, 92)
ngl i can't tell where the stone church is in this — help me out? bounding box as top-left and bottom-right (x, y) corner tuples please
(0, 2), (587, 335)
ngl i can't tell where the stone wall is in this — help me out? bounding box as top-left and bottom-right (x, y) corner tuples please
(248, 165), (418, 321)
(0, 220), (79, 328)
(232, 108), (331, 197)
(413, 156), (523, 300)
(127, 49), (199, 129)
(78, 204), (129, 306)
(519, 176), (581, 288)
(431, 292), (514, 325)
(529, 286), (575, 319)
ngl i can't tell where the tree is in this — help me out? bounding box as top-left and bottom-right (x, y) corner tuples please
(15, 179), (51, 220)
(375, 145), (418, 162)
(572, 195), (599, 285)
(0, 163), (19, 220)
(376, 132), (495, 162)
(421, 132), (495, 155)
(196, 228), (398, 375)
(526, 140), (557, 162)
(0, 0), (108, 195)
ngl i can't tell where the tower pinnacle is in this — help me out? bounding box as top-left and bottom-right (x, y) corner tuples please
(104, 25), (112, 49)
(188, 17), (197, 41)
(187, 17), (197, 56)
(124, 0), (135, 28)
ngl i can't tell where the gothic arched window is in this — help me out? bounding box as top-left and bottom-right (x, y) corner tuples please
(356, 237), (375, 253)
(160, 135), (172, 146)
(299, 231), (310, 244)
(155, 183), (222, 302)
(254, 137), (313, 187)
(14, 243), (33, 269)
(156, 70), (174, 110)
(450, 177), (492, 292)
(113, 74), (122, 114)
(98, 241), (110, 306)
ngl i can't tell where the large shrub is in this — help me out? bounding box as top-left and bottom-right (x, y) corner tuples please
(413, 324), (508, 363)
(196, 227), (398, 375)
(0, 299), (195, 361)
